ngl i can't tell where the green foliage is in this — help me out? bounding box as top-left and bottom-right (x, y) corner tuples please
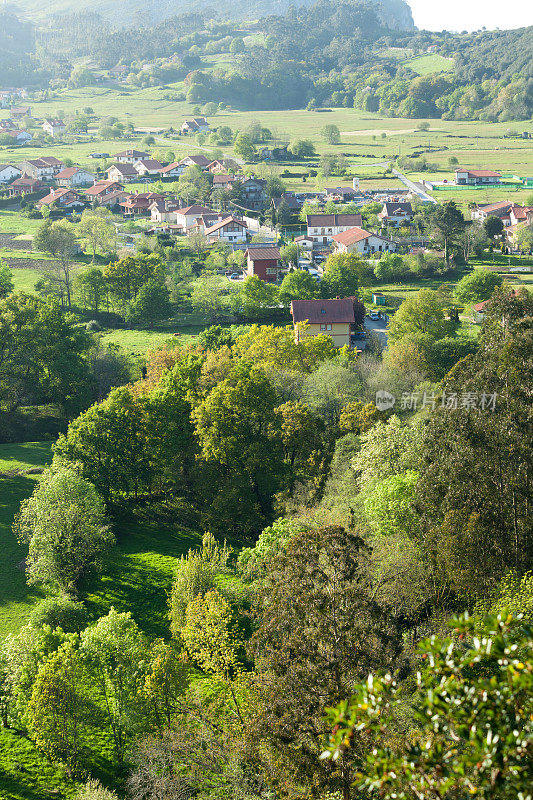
(279, 268), (318, 304)
(320, 252), (363, 298)
(14, 464), (113, 596)
(29, 597), (88, 633)
(388, 289), (451, 343)
(181, 589), (241, 677)
(0, 260), (14, 299)
(321, 124), (341, 144)
(128, 276), (172, 323)
(455, 269), (503, 303)
(237, 518), (306, 580)
(74, 779), (118, 800)
(324, 613), (533, 800)
(104, 254), (163, 306)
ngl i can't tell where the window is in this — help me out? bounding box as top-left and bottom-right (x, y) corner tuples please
(266, 267), (277, 275)
(320, 323), (332, 331)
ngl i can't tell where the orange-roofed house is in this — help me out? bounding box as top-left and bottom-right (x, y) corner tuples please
(455, 168), (501, 186)
(291, 297), (361, 348)
(332, 226), (398, 255)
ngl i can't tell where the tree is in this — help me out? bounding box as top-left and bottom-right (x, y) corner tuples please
(234, 275), (278, 318)
(324, 613), (533, 800)
(229, 37), (246, 53)
(0, 260), (13, 298)
(78, 267), (108, 313)
(233, 133), (256, 161)
(199, 324), (234, 351)
(77, 208), (116, 262)
(27, 643), (84, 775)
(249, 525), (399, 800)
(429, 200), (466, 261)
(104, 254), (162, 306)
(14, 464), (113, 597)
(181, 590), (241, 678)
(265, 175), (286, 198)
(373, 253), (408, 281)
(74, 780), (118, 800)
(81, 608), (146, 763)
(169, 531), (231, 634)
(128, 277), (171, 323)
(279, 269), (318, 304)
(321, 124), (341, 144)
(388, 289), (450, 343)
(0, 294), (93, 416)
(483, 214), (505, 240)
(33, 219), (78, 307)
(288, 139), (316, 158)
(320, 252), (363, 298)
(191, 275), (229, 321)
(280, 242), (300, 267)
(515, 224), (533, 253)
(455, 269), (503, 303)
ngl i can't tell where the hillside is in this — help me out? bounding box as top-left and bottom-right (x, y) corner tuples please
(9, 0), (415, 27)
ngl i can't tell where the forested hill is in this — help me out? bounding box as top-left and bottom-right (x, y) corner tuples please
(7, 0), (415, 28)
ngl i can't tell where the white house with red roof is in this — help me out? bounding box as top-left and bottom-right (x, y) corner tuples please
(204, 216), (248, 244)
(332, 226), (398, 255)
(55, 167), (96, 187)
(174, 204), (213, 231)
(455, 168), (501, 186)
(306, 213), (363, 244)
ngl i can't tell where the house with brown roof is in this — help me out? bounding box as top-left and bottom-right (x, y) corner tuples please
(42, 119), (66, 138)
(120, 192), (167, 216)
(159, 161), (185, 178)
(36, 187), (86, 211)
(291, 297), (356, 348)
(174, 204), (213, 231)
(149, 199), (182, 223)
(179, 154), (211, 170)
(378, 201), (413, 227)
(306, 213), (363, 244)
(106, 163), (139, 182)
(134, 159), (164, 177)
(212, 173), (237, 191)
(204, 216), (248, 244)
(3, 129), (32, 144)
(180, 118), (210, 135)
(332, 226), (398, 255)
(455, 168), (501, 186)
(245, 246), (281, 283)
(55, 167), (96, 187)
(113, 149), (150, 164)
(17, 156), (64, 180)
(10, 106), (31, 118)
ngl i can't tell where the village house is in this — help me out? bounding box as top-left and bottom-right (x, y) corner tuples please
(42, 119), (66, 138)
(322, 187), (359, 202)
(332, 226), (398, 255)
(149, 199), (182, 223)
(206, 160), (227, 173)
(174, 204), (213, 231)
(3, 129), (32, 144)
(204, 216), (248, 244)
(8, 175), (44, 197)
(10, 106), (31, 118)
(179, 154), (211, 170)
(37, 187), (86, 211)
(16, 156), (64, 180)
(472, 201), (533, 228)
(55, 167), (96, 187)
(0, 119), (17, 131)
(245, 246), (281, 283)
(272, 192), (302, 214)
(119, 192), (167, 216)
(455, 168), (502, 186)
(378, 201), (413, 227)
(159, 161), (185, 178)
(212, 173), (237, 191)
(84, 180), (124, 202)
(306, 213), (363, 244)
(106, 163), (139, 182)
(188, 213), (223, 234)
(134, 159), (164, 178)
(113, 149), (150, 164)
(291, 297), (356, 348)
(294, 234), (315, 251)
(180, 118), (210, 135)
(241, 178), (268, 211)
(0, 164), (22, 184)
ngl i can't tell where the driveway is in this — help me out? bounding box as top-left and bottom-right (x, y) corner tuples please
(364, 316), (389, 349)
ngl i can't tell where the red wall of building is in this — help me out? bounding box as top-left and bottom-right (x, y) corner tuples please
(248, 258), (278, 282)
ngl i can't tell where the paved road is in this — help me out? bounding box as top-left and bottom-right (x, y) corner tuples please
(392, 168), (437, 204)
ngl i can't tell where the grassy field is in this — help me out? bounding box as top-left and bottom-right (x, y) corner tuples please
(101, 324), (204, 353)
(403, 54), (455, 75)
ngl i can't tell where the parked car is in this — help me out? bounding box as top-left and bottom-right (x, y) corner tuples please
(368, 311), (380, 321)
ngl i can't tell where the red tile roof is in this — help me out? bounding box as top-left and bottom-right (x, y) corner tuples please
(332, 226), (373, 245)
(291, 297), (356, 324)
(205, 216), (247, 234)
(456, 169), (502, 177)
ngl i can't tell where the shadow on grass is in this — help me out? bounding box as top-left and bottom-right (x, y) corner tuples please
(0, 442), (53, 470)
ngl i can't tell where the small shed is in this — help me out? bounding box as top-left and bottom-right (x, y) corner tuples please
(372, 292), (387, 306)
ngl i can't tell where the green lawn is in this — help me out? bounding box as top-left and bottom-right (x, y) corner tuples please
(403, 54), (455, 75)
